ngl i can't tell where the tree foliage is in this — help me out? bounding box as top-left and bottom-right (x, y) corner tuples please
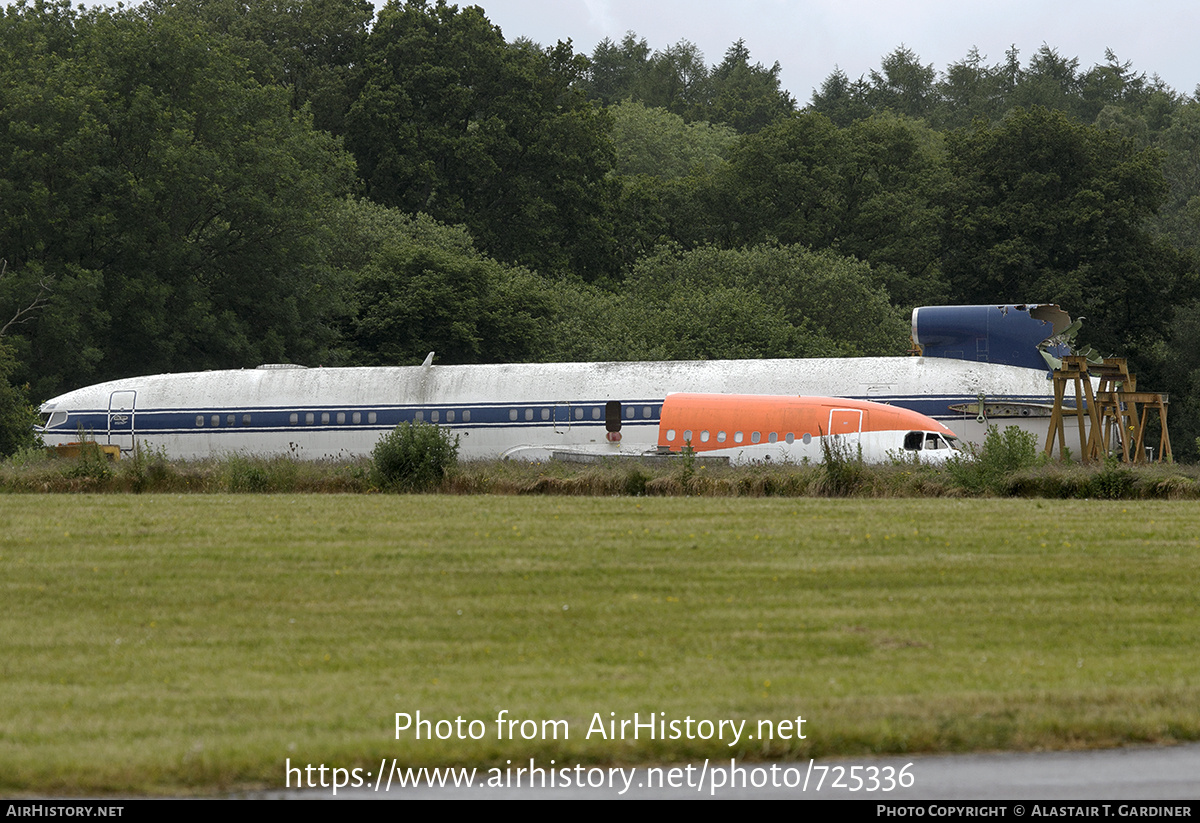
(609, 100), (737, 179)
(0, 339), (38, 457)
(811, 43), (1182, 131)
(345, 0), (617, 278)
(866, 46), (937, 120)
(707, 112), (949, 305)
(548, 244), (907, 362)
(706, 39), (797, 132)
(161, 0), (375, 133)
(942, 107), (1188, 354)
(584, 33), (794, 131)
(329, 199), (557, 366)
(0, 0), (356, 397)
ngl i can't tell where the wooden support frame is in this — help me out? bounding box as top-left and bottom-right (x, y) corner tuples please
(1120, 391), (1172, 463)
(1045, 357), (1171, 463)
(1044, 356), (1101, 463)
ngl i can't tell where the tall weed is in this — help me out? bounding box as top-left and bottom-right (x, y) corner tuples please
(819, 433), (866, 496)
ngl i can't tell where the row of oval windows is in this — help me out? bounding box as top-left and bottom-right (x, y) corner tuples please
(195, 411), (389, 427)
(506, 405), (658, 422)
(665, 428), (815, 446)
(192, 406), (661, 427)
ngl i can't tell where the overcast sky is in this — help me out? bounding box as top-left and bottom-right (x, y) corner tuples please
(455, 0), (1200, 104)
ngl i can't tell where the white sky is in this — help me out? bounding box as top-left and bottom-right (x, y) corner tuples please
(455, 0), (1200, 103)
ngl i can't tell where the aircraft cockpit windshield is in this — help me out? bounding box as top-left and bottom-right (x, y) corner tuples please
(40, 410), (68, 430)
(904, 431), (958, 452)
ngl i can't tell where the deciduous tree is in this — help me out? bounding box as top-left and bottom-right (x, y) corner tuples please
(345, 0), (617, 278)
(943, 106), (1189, 354)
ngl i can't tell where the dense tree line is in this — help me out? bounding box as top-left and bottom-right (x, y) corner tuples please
(1, 0), (1198, 457)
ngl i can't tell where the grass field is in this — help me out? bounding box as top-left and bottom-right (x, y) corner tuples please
(2, 494), (1199, 794)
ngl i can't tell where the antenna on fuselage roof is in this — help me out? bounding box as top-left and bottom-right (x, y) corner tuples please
(421, 352), (435, 367)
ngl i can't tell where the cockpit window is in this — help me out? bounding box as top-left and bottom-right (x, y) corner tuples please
(42, 411), (68, 428)
(903, 431), (923, 451)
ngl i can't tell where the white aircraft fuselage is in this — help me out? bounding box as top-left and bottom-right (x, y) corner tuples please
(37, 356), (1065, 461)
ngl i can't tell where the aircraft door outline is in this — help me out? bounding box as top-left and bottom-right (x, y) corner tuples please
(828, 408), (863, 435)
(554, 402), (571, 434)
(108, 390), (137, 451)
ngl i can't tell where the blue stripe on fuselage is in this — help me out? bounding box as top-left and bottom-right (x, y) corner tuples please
(38, 395), (1068, 438)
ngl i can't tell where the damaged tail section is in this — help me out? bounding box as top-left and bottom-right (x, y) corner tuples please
(911, 304), (1097, 372)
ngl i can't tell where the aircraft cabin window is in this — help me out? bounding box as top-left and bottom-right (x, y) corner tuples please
(541, 408), (550, 421)
(243, 414), (252, 426)
(431, 410), (439, 422)
(683, 429), (693, 443)
(415, 410), (424, 422)
(446, 410), (454, 422)
(785, 433), (795, 444)
(642, 406), (651, 418)
(666, 429), (676, 442)
(368, 412), (377, 424)
(305, 413), (315, 425)
(751, 432), (761, 444)
(802, 432), (812, 445)
(212, 415), (220, 427)
(592, 408), (601, 420)
(510, 409), (518, 422)
(625, 406), (635, 419)
(734, 431), (744, 444)
(336, 412), (345, 425)
(196, 416), (204, 427)
(525, 409), (534, 421)
(290, 413), (299, 425)
(321, 413), (330, 425)
(768, 432), (778, 444)
(462, 410), (470, 423)
(700, 430), (710, 443)
(717, 431), (726, 443)
(352, 412), (361, 424)
(227, 415), (235, 426)
(574, 408), (583, 420)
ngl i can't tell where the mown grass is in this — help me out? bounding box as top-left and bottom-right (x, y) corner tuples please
(2, 495), (1200, 794)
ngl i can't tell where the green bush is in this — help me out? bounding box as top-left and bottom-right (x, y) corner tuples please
(371, 421), (460, 492)
(946, 425), (1041, 494)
